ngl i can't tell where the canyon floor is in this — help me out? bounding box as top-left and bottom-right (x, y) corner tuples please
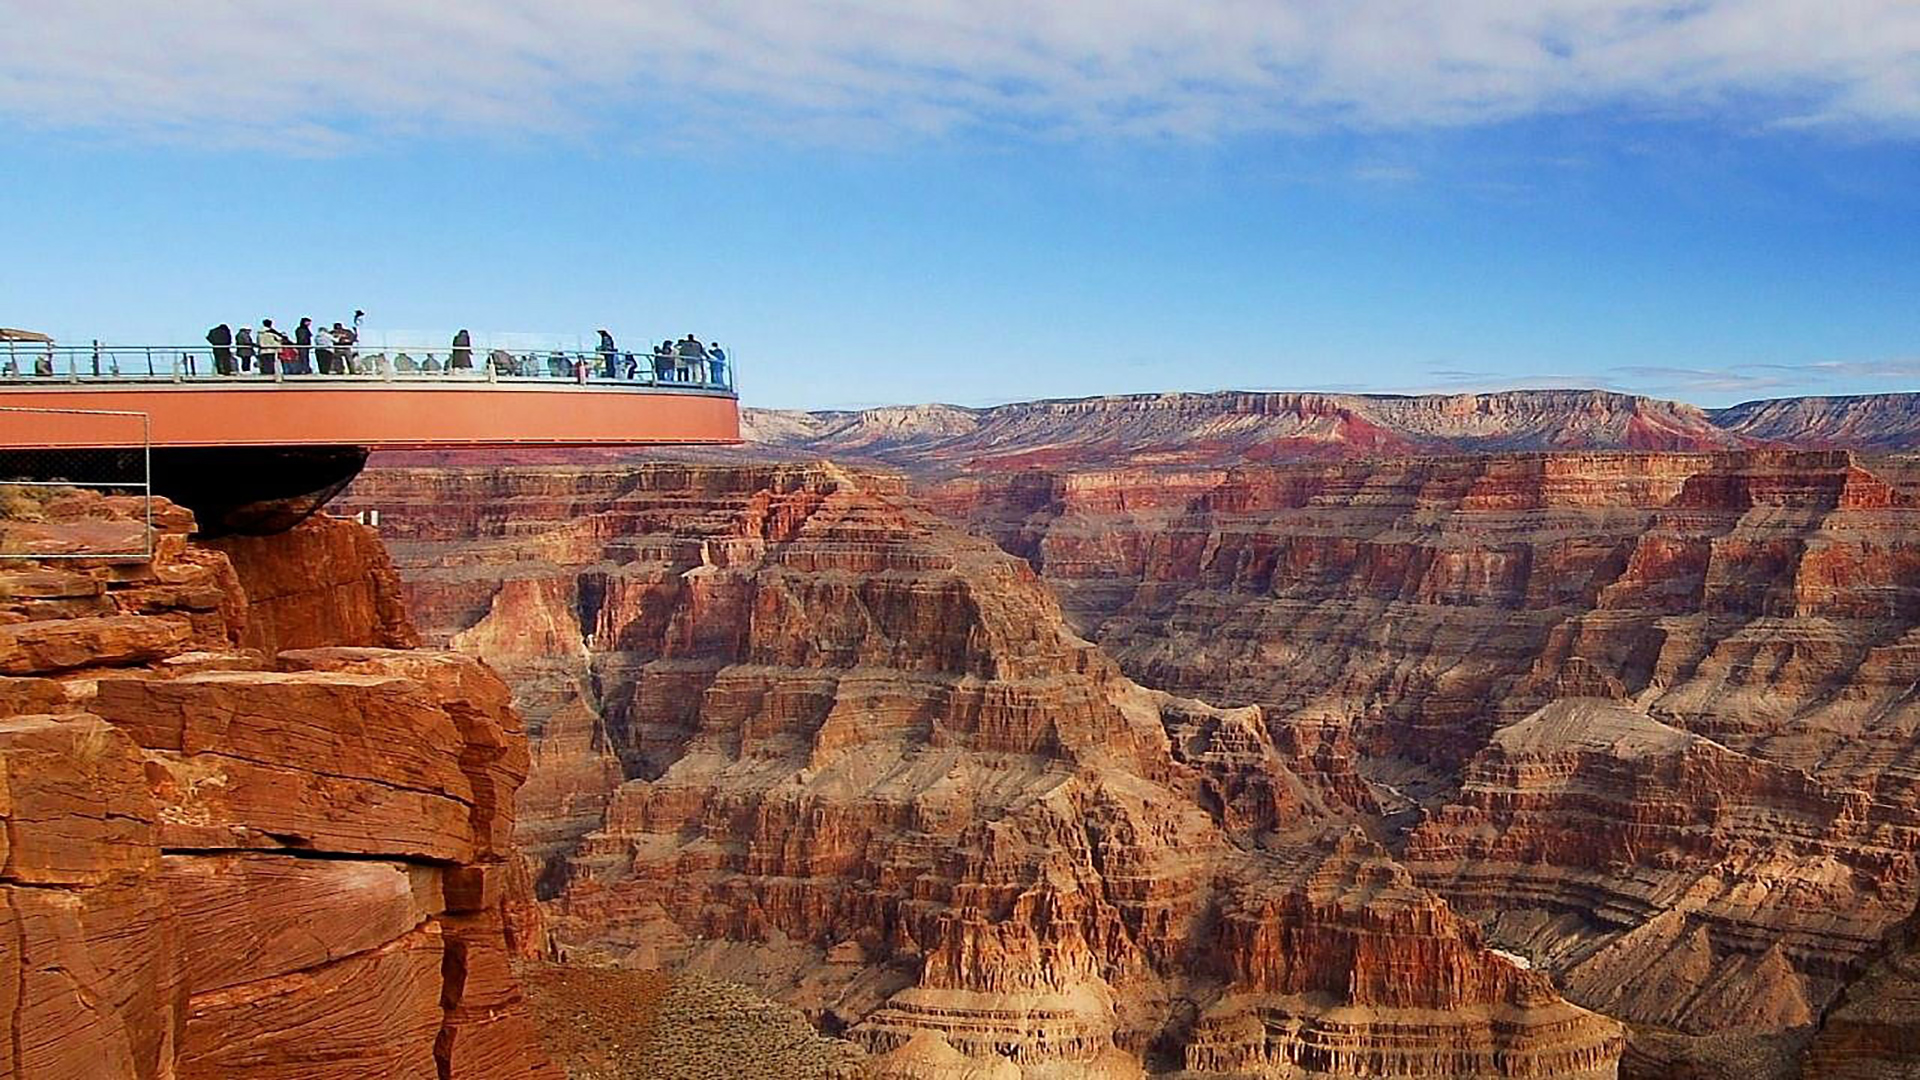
(520, 963), (867, 1079)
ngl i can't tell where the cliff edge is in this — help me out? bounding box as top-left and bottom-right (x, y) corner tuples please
(0, 489), (557, 1079)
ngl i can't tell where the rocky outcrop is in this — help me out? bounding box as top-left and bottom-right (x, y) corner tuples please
(1187, 832), (1621, 1079)
(1404, 699), (1900, 1054)
(343, 462), (1623, 1078)
(1801, 905), (1920, 1078)
(207, 513), (420, 654)
(0, 490), (554, 1079)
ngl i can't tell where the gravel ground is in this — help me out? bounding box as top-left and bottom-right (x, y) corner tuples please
(520, 962), (868, 1080)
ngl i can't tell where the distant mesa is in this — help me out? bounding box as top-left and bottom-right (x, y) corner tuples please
(743, 388), (1920, 473)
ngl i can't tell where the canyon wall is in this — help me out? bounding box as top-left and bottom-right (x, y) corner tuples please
(342, 462), (1624, 1079)
(922, 448), (1920, 1075)
(0, 491), (555, 1079)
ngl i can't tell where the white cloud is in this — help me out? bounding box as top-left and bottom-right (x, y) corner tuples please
(1, 0), (1916, 149)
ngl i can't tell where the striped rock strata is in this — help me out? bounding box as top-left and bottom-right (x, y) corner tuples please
(343, 461), (1622, 1078)
(923, 448), (1920, 1076)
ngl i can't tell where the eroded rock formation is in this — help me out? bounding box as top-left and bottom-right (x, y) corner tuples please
(0, 492), (555, 1079)
(908, 448), (1920, 1075)
(344, 462), (1623, 1078)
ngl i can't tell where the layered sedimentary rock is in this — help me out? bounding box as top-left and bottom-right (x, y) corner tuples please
(1186, 831), (1619, 1079)
(0, 490), (554, 1079)
(1712, 393), (1920, 451)
(346, 441), (1920, 1075)
(747, 389), (1920, 471)
(344, 462), (1622, 1077)
(743, 389), (1753, 471)
(914, 448), (1920, 1074)
(1801, 906), (1920, 1078)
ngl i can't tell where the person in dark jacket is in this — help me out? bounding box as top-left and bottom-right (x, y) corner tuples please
(596, 329), (618, 379)
(206, 323), (235, 375)
(652, 340), (674, 382)
(450, 328), (473, 370)
(707, 342), (727, 388)
(333, 322), (357, 372)
(293, 317), (314, 374)
(235, 326), (256, 372)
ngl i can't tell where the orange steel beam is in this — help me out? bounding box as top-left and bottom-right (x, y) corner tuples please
(0, 384), (740, 449)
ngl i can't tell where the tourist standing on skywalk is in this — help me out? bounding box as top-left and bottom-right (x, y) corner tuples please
(256, 319), (285, 375)
(293, 318), (314, 374)
(597, 329), (618, 379)
(205, 323), (235, 375)
(314, 323), (337, 374)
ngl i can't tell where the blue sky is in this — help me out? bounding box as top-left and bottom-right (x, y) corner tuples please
(2, 1), (1917, 411)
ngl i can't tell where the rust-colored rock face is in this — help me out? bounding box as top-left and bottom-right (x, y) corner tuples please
(206, 513), (420, 654)
(344, 461), (1625, 1077)
(0, 492), (556, 1079)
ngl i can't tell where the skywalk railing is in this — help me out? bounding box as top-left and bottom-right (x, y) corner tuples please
(0, 343), (737, 393)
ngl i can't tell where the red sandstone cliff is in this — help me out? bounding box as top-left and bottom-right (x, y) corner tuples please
(343, 462), (1623, 1078)
(0, 492), (555, 1079)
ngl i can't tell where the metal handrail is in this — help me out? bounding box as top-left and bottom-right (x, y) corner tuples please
(0, 342), (737, 393)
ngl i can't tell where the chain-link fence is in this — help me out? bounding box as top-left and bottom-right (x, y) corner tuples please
(0, 407), (152, 560)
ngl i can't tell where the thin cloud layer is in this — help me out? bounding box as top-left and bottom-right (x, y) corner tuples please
(2, 1), (1917, 148)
